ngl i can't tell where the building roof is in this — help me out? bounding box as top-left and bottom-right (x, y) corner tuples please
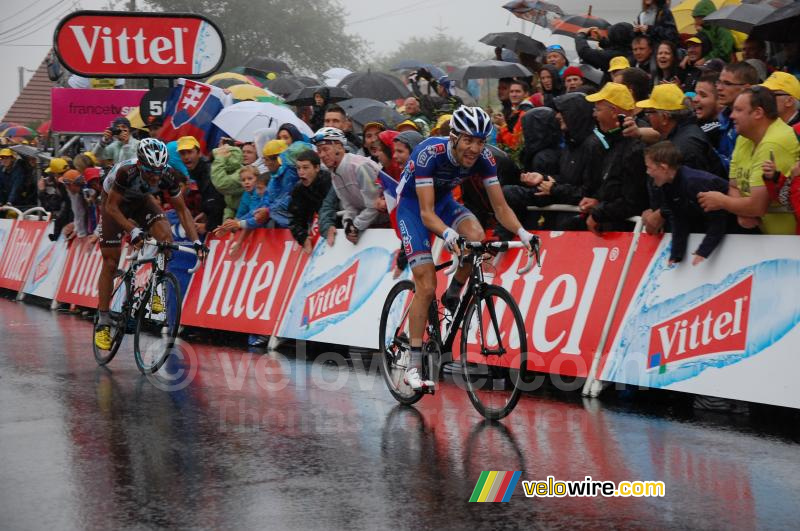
(2, 53), (56, 125)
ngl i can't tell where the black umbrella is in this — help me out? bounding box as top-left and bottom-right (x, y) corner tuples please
(479, 32), (546, 56)
(265, 76), (307, 97)
(703, 3), (775, 33)
(337, 71), (410, 101)
(294, 76), (322, 87)
(389, 60), (447, 78)
(750, 1), (800, 41)
(244, 56), (293, 75)
(339, 98), (386, 116)
(349, 106), (405, 129)
(284, 85), (352, 107)
(452, 60), (532, 81)
(549, 12), (611, 38)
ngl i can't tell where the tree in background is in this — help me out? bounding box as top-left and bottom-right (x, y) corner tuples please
(375, 28), (481, 71)
(144, 0), (367, 73)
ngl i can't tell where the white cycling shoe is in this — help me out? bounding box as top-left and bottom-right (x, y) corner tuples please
(404, 367), (436, 392)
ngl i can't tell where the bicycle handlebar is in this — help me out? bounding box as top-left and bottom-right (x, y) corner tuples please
(126, 238), (207, 274)
(443, 238), (540, 277)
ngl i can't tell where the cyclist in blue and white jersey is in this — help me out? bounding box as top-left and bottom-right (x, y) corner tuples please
(395, 106), (537, 391)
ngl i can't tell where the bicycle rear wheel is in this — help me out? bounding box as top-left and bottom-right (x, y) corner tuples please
(134, 272), (181, 374)
(379, 280), (433, 406)
(93, 272), (130, 366)
(459, 285), (527, 420)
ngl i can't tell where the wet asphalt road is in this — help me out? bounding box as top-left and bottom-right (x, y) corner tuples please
(1, 298), (800, 530)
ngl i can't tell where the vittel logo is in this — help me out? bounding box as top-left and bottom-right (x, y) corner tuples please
(0, 227), (43, 283)
(68, 25), (187, 66)
(302, 261), (358, 326)
(647, 276), (752, 371)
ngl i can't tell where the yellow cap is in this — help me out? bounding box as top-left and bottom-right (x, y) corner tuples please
(396, 119), (420, 132)
(59, 169), (83, 184)
(636, 83), (687, 111)
(45, 158), (69, 174)
(363, 121), (386, 132)
(435, 114), (452, 129)
(176, 136), (200, 152)
(0, 148), (14, 157)
(585, 82), (636, 111)
(608, 56), (630, 72)
(686, 37), (703, 45)
(262, 139), (288, 157)
(761, 71), (800, 101)
(83, 151), (98, 165)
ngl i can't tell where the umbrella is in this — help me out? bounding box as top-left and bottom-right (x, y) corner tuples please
(227, 84), (278, 101)
(349, 105), (405, 129)
(244, 56), (293, 75)
(206, 72), (252, 86)
(751, 1), (800, 41)
(0, 126), (36, 139)
(209, 77), (253, 89)
(479, 32), (546, 56)
(265, 76), (307, 97)
(0, 122), (22, 133)
(703, 3), (775, 33)
(337, 71), (410, 101)
(672, 0), (739, 34)
(284, 85), (352, 107)
(389, 60), (447, 79)
(451, 60), (532, 81)
(578, 64), (604, 86)
(322, 67), (352, 80)
(339, 98), (386, 116)
(502, 0), (564, 26)
(212, 101), (313, 142)
(125, 107), (146, 130)
(549, 10), (611, 39)
(9, 144), (42, 158)
(294, 76), (322, 87)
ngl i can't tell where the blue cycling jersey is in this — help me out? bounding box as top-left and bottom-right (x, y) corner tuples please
(396, 137), (499, 202)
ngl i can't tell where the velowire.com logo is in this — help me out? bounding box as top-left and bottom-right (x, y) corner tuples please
(469, 471), (521, 503)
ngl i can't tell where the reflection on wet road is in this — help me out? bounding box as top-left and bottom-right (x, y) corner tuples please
(1, 299), (799, 529)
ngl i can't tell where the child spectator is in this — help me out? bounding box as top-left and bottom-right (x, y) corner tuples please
(215, 165), (267, 256)
(645, 141), (730, 265)
(288, 150), (334, 254)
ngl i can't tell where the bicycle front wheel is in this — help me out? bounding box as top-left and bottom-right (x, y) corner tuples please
(93, 272), (130, 366)
(379, 280), (425, 405)
(459, 285), (527, 420)
(134, 272), (182, 374)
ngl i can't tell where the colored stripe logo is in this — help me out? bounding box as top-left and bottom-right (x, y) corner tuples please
(469, 471), (521, 502)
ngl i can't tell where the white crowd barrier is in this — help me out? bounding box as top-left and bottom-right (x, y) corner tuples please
(1, 220), (799, 410)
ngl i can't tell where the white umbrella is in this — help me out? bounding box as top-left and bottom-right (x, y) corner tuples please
(322, 67), (352, 80)
(211, 101), (313, 142)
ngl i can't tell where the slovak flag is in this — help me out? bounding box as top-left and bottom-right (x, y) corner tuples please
(158, 79), (233, 155)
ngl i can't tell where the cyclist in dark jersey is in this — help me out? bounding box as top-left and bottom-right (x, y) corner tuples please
(94, 138), (204, 350)
(396, 106), (537, 391)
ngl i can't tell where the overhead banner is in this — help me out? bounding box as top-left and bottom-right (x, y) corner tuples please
(54, 11), (225, 78)
(600, 234), (800, 409)
(55, 236), (104, 307)
(181, 229), (305, 335)
(0, 220), (49, 293)
(51, 88), (147, 133)
(277, 229), (406, 349)
(23, 229), (69, 301)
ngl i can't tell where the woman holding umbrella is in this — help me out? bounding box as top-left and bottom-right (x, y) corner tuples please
(310, 87), (331, 131)
(635, 0), (680, 47)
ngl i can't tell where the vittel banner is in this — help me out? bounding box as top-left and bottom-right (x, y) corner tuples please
(55, 237), (105, 307)
(54, 11), (225, 78)
(600, 234), (800, 409)
(181, 230), (305, 335)
(0, 221), (49, 293)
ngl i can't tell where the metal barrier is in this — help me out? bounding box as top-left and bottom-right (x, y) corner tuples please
(21, 207), (51, 221)
(524, 204), (644, 397)
(0, 205), (23, 218)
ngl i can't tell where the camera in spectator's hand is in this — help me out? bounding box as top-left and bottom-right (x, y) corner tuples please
(110, 125), (121, 136)
(221, 137), (237, 147)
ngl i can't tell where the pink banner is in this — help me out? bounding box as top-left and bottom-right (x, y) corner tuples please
(51, 88), (146, 133)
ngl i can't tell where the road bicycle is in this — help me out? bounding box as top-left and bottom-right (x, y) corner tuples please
(379, 238), (539, 420)
(92, 238), (202, 373)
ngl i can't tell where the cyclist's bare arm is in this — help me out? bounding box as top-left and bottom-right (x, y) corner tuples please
(485, 182), (524, 235)
(105, 188), (137, 233)
(167, 193), (200, 243)
(418, 185), (449, 237)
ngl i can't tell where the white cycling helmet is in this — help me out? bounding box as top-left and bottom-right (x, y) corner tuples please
(312, 127), (347, 145)
(450, 106), (493, 140)
(137, 138), (169, 171)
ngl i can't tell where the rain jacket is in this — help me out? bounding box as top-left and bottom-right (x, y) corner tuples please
(190, 157), (225, 232)
(539, 64), (565, 109)
(288, 169), (334, 245)
(93, 136), (140, 165)
(210, 145), (245, 220)
(0, 159), (28, 206)
(235, 187), (266, 219)
(327, 153), (386, 231)
(693, 0), (735, 61)
(589, 128), (649, 229)
(240, 160), (299, 229)
(575, 23), (635, 74)
(636, 0), (680, 46)
(377, 130), (402, 180)
(520, 107), (561, 174)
